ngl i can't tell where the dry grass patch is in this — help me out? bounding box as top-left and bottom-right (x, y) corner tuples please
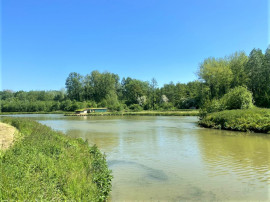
(0, 122), (17, 150)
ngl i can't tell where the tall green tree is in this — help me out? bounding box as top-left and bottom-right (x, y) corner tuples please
(65, 72), (83, 101)
(245, 48), (265, 106)
(160, 82), (175, 104)
(148, 78), (158, 109)
(228, 51), (248, 88)
(261, 47), (270, 107)
(90, 71), (119, 103)
(83, 74), (94, 101)
(122, 78), (148, 105)
(174, 83), (187, 108)
(198, 57), (233, 99)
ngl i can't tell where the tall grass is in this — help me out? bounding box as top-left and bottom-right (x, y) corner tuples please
(0, 118), (112, 201)
(199, 108), (270, 133)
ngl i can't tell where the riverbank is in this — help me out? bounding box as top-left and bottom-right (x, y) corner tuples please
(199, 108), (270, 134)
(0, 118), (112, 201)
(65, 110), (199, 116)
(0, 111), (66, 115)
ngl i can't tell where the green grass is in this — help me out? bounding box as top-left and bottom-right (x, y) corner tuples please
(199, 108), (270, 133)
(0, 118), (112, 201)
(65, 110), (199, 116)
(0, 111), (66, 115)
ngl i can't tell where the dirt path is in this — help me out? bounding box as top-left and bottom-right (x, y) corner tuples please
(0, 122), (17, 150)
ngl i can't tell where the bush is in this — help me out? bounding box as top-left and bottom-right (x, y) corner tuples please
(221, 86), (254, 110)
(87, 101), (97, 108)
(159, 102), (175, 110)
(199, 86), (254, 118)
(199, 99), (225, 118)
(129, 104), (143, 112)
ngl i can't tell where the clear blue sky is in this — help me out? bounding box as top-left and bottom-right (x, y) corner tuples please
(1, 0), (269, 91)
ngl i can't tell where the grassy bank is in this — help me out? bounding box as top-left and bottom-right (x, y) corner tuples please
(0, 111), (66, 115)
(199, 108), (270, 133)
(65, 110), (199, 116)
(0, 118), (112, 201)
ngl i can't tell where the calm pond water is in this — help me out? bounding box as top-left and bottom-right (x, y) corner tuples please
(4, 114), (270, 201)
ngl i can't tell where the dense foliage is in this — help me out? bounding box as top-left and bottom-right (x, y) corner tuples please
(199, 108), (270, 133)
(0, 118), (112, 201)
(221, 86), (254, 110)
(1, 46), (269, 112)
(198, 48), (270, 107)
(199, 86), (254, 118)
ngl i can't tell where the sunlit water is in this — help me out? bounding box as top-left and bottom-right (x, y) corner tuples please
(3, 114), (270, 201)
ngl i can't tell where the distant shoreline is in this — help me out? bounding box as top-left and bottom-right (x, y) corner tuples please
(0, 110), (199, 116)
(66, 110), (199, 116)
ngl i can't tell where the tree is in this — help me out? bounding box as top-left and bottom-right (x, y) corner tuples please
(245, 49), (265, 106)
(260, 47), (270, 107)
(89, 71), (119, 103)
(198, 57), (233, 99)
(228, 51), (248, 88)
(122, 78), (148, 105)
(160, 82), (175, 104)
(174, 83), (187, 109)
(148, 78), (158, 109)
(83, 74), (94, 101)
(65, 72), (83, 101)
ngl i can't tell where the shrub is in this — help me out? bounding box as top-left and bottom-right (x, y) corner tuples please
(87, 101), (97, 108)
(199, 86), (254, 118)
(199, 99), (225, 118)
(221, 86), (254, 110)
(129, 104), (143, 112)
(159, 102), (175, 110)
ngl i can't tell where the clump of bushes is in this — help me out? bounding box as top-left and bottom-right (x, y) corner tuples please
(221, 86), (254, 110)
(199, 108), (270, 133)
(129, 104), (143, 112)
(0, 118), (112, 201)
(200, 86), (254, 118)
(159, 102), (175, 110)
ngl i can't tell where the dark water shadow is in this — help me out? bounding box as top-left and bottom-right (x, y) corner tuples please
(108, 160), (168, 181)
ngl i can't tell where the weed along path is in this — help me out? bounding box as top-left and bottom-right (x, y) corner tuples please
(0, 122), (17, 150)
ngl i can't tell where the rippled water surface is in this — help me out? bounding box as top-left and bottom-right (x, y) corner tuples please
(5, 114), (270, 200)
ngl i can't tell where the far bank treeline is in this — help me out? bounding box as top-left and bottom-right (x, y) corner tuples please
(1, 47), (270, 112)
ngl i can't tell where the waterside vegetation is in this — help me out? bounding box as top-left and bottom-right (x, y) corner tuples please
(199, 108), (270, 134)
(199, 86), (270, 134)
(0, 118), (112, 201)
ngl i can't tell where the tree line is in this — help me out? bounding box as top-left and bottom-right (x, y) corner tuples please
(1, 46), (269, 112)
(199, 48), (270, 107)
